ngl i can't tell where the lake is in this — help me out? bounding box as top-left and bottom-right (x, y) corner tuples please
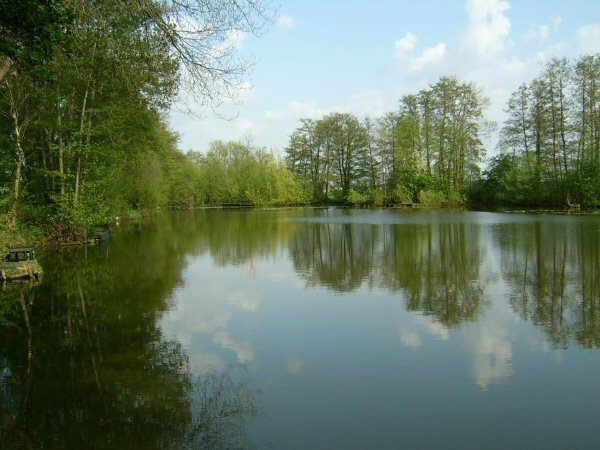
(1, 208), (599, 449)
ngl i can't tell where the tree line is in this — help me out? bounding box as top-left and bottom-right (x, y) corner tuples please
(475, 55), (600, 206)
(285, 56), (600, 208)
(285, 76), (490, 206)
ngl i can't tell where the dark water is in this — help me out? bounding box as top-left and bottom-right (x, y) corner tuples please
(1, 209), (599, 449)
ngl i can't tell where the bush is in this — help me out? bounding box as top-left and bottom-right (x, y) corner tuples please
(418, 189), (446, 207)
(418, 189), (466, 207)
(347, 189), (369, 207)
(393, 185), (413, 204)
(366, 188), (384, 207)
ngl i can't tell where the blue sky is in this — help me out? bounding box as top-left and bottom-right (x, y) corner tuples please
(169, 0), (600, 157)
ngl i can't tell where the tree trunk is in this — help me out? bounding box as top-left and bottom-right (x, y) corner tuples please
(0, 56), (12, 82)
(74, 84), (89, 207)
(74, 79), (95, 206)
(559, 78), (569, 177)
(56, 87), (65, 196)
(9, 110), (25, 228)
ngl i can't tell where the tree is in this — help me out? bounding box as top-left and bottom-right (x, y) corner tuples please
(128, 0), (272, 107)
(490, 54), (600, 206)
(193, 140), (304, 206)
(286, 113), (369, 203)
(1, 0), (275, 242)
(321, 112), (369, 198)
(285, 119), (332, 202)
(0, 0), (72, 82)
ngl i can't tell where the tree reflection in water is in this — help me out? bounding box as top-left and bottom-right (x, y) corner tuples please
(291, 220), (486, 327)
(499, 218), (600, 348)
(0, 218), (260, 449)
(159, 209), (598, 347)
(2, 209), (599, 447)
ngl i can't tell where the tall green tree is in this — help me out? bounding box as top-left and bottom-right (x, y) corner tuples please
(285, 118), (332, 202)
(322, 112), (369, 197)
(490, 54), (600, 206)
(0, 0), (273, 242)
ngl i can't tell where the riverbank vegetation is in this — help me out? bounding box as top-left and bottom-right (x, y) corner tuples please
(1, 1), (599, 250)
(285, 76), (490, 207)
(0, 0), (273, 250)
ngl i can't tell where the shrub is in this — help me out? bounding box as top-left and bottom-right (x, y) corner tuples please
(393, 185), (413, 204)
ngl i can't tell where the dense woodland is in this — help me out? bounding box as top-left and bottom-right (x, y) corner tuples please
(1, 1), (599, 250)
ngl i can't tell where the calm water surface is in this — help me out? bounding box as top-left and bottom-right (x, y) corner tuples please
(1, 209), (599, 449)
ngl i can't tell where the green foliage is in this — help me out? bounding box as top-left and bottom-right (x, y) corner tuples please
(286, 76), (489, 206)
(393, 184), (413, 204)
(0, 0), (273, 240)
(493, 54), (600, 207)
(417, 189), (465, 207)
(0, 0), (73, 74)
(187, 141), (307, 207)
(48, 190), (110, 238)
(418, 189), (445, 207)
(347, 189), (369, 207)
(286, 113), (370, 203)
(577, 160), (600, 206)
(347, 188), (384, 207)
(366, 188), (384, 207)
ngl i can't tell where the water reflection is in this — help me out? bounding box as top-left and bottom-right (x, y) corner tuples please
(158, 210), (599, 351)
(464, 320), (514, 389)
(0, 222), (260, 449)
(2, 209), (599, 447)
(498, 217), (600, 348)
(292, 219), (487, 327)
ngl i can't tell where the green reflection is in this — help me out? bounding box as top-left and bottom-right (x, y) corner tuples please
(2, 209), (598, 447)
(383, 222), (485, 327)
(191, 210), (296, 266)
(291, 222), (377, 291)
(0, 217), (259, 449)
(499, 218), (600, 348)
(291, 219), (486, 326)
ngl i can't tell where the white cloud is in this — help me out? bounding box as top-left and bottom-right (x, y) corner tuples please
(576, 23), (600, 54)
(466, 322), (513, 389)
(409, 43), (447, 73)
(226, 29), (246, 49)
(413, 314), (450, 341)
(238, 118), (261, 135)
(522, 17), (562, 43)
(348, 90), (390, 117)
(464, 0), (511, 58)
(208, 29), (247, 60)
(395, 32), (418, 57)
(523, 24), (550, 42)
(277, 14), (296, 31)
(264, 90), (391, 122)
(234, 80), (256, 102)
(400, 329), (422, 349)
